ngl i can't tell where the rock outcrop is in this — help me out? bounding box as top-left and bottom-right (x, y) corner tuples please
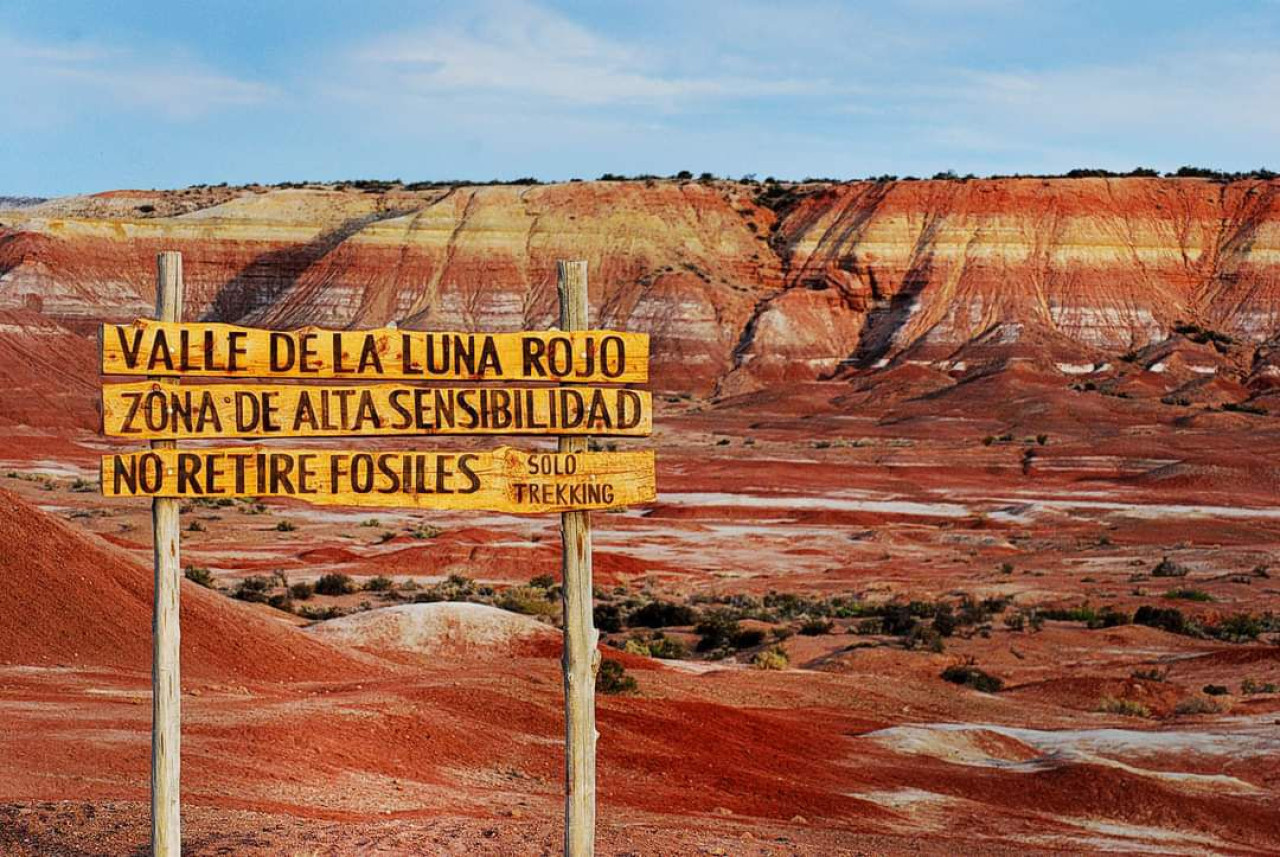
(2, 177), (1278, 399)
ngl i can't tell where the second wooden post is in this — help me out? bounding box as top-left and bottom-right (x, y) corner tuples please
(151, 251), (184, 856)
(557, 259), (598, 857)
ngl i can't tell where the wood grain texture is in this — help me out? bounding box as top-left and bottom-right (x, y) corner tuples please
(101, 320), (649, 383)
(150, 252), (182, 857)
(101, 446), (656, 514)
(558, 260), (598, 857)
(102, 381), (652, 439)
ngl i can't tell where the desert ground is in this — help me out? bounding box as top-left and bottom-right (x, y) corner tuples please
(1, 178), (1279, 854)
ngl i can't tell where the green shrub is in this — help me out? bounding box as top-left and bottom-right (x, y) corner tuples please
(1241, 678), (1278, 695)
(274, 519), (298, 532)
(941, 663), (1003, 693)
(298, 605), (347, 621)
(629, 600), (698, 628)
(289, 581), (315, 601)
(1210, 613), (1265, 642)
(624, 633), (687, 659)
(1130, 667), (1168, 682)
(1174, 695), (1225, 716)
(314, 573), (355, 596)
(1202, 684), (1229, 696)
(496, 585), (558, 617)
(184, 566), (215, 588)
(364, 576), (394, 592)
(186, 520), (206, 532)
(594, 604), (623, 633)
(1098, 697), (1150, 718)
(233, 576), (273, 603)
(1164, 588), (1213, 602)
(529, 574), (556, 589)
(799, 617), (834, 636)
(412, 573), (476, 603)
(1134, 605), (1188, 634)
(753, 646), (789, 670)
(597, 660), (637, 695)
(695, 610), (745, 652)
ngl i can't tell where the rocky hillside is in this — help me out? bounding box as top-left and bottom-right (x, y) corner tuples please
(2, 178), (1278, 398)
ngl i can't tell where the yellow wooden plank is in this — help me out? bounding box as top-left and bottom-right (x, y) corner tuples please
(102, 381), (653, 439)
(100, 320), (648, 383)
(100, 446), (656, 514)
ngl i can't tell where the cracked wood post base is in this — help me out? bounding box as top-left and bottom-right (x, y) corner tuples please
(151, 251), (183, 857)
(557, 260), (598, 857)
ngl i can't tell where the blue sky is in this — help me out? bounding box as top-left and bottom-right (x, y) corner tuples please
(2, 0), (1278, 196)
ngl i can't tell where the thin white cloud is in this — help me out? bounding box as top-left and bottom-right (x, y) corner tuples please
(346, 0), (819, 108)
(968, 51), (1280, 134)
(0, 32), (273, 124)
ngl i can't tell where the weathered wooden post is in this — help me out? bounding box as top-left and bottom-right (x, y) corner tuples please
(151, 251), (183, 856)
(557, 260), (598, 856)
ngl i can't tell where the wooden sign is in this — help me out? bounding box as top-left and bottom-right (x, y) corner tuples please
(104, 258), (648, 856)
(101, 446), (655, 514)
(102, 381), (652, 439)
(101, 320), (648, 383)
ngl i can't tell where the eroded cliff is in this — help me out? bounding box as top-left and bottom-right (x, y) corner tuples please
(2, 177), (1278, 397)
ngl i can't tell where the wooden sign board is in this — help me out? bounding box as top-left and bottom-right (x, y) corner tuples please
(101, 321), (648, 383)
(102, 381), (652, 439)
(102, 447), (655, 514)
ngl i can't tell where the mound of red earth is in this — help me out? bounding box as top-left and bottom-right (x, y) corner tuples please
(0, 488), (369, 682)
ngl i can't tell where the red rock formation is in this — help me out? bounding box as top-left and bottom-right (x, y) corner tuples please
(3, 178), (1278, 398)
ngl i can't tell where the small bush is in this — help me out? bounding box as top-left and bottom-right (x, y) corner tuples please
(364, 576), (394, 592)
(695, 610), (745, 653)
(1202, 684), (1230, 696)
(594, 604), (623, 633)
(314, 573), (355, 596)
(233, 576), (273, 603)
(360, 518), (380, 527)
(798, 618), (834, 636)
(597, 660), (637, 695)
(1165, 588), (1213, 602)
(1131, 667), (1168, 682)
(275, 520), (298, 532)
(496, 585), (558, 617)
(1098, 697), (1150, 718)
(186, 520), (206, 532)
(1174, 695), (1225, 716)
(1133, 605), (1187, 635)
(267, 593), (294, 613)
(628, 600), (698, 628)
(289, 581), (315, 601)
(1211, 613), (1265, 643)
(624, 633), (687, 659)
(941, 663), (1003, 693)
(1241, 678), (1278, 695)
(529, 574), (557, 589)
(647, 634), (688, 659)
(413, 573), (476, 603)
(298, 605), (347, 621)
(184, 566), (215, 587)
(753, 646), (789, 670)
